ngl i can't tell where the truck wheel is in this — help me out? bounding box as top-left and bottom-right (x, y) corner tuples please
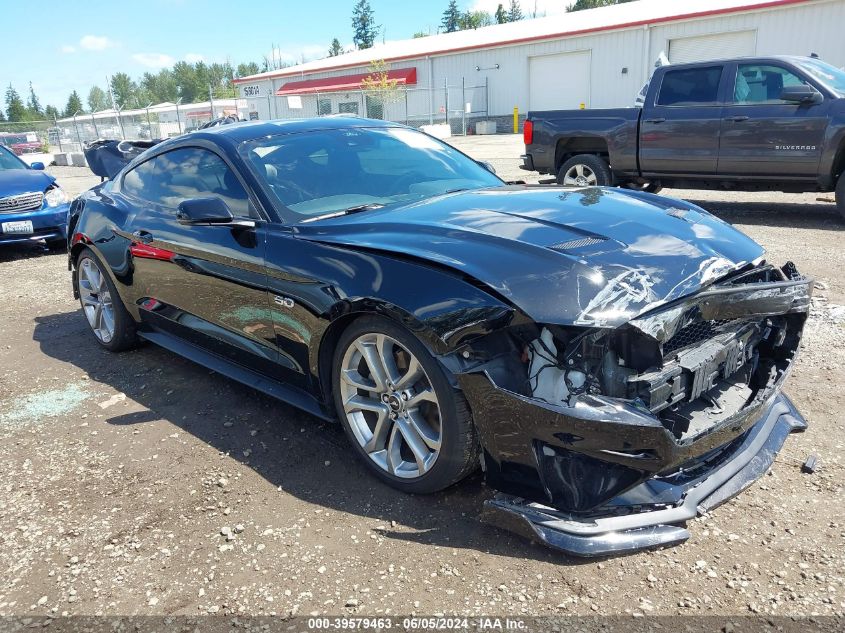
(557, 155), (612, 187)
(837, 175), (845, 221)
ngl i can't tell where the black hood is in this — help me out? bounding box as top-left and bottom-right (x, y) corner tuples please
(294, 186), (764, 327)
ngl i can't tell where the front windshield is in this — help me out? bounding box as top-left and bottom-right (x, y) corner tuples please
(241, 126), (503, 220)
(0, 148), (27, 171)
(795, 58), (845, 97)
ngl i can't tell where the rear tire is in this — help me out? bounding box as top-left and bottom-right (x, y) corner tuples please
(75, 247), (138, 352)
(557, 154), (612, 187)
(836, 175), (845, 222)
(332, 315), (478, 495)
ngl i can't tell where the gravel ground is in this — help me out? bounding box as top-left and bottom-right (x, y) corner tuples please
(0, 137), (843, 620)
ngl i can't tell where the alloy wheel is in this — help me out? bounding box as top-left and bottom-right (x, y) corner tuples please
(78, 257), (116, 344)
(563, 163), (598, 187)
(339, 333), (442, 479)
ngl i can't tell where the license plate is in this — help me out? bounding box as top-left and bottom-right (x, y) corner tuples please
(1, 220), (34, 235)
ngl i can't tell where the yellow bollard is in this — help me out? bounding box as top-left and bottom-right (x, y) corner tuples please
(513, 107), (519, 134)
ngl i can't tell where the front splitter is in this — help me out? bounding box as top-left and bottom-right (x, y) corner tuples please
(481, 393), (806, 557)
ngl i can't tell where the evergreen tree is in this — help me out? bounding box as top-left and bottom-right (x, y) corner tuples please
(508, 0), (523, 21)
(27, 82), (43, 117)
(45, 105), (60, 121)
(328, 38), (344, 57)
(441, 0), (461, 33)
(495, 4), (508, 23)
(0, 108), (6, 122)
(351, 0), (378, 50)
(87, 86), (109, 112)
(5, 84), (28, 122)
(64, 90), (84, 117)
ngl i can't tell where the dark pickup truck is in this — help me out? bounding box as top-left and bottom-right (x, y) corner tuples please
(521, 55), (845, 218)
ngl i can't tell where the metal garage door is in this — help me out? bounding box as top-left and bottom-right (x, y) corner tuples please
(668, 30), (756, 64)
(529, 50), (591, 111)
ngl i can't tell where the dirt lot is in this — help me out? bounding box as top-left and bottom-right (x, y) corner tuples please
(0, 135), (843, 620)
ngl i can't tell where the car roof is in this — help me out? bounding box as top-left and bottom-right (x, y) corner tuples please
(186, 116), (404, 144)
(661, 55), (820, 71)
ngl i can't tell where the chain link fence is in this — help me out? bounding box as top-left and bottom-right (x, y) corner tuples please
(267, 79), (489, 135)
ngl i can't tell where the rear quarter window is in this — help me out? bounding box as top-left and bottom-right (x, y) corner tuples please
(657, 66), (723, 106)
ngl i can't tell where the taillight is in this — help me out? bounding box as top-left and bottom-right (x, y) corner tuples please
(523, 120), (533, 146)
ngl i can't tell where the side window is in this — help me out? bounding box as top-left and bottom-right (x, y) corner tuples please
(122, 157), (164, 202)
(657, 66), (723, 106)
(734, 64), (806, 104)
(153, 148), (255, 218)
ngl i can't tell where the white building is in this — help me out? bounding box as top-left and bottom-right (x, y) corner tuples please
(233, 0), (845, 132)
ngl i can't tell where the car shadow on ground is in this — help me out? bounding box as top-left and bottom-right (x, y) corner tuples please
(33, 309), (590, 565)
(684, 199), (843, 231)
(0, 241), (62, 262)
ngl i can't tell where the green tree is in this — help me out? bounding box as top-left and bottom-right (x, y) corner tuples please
(172, 61), (203, 102)
(64, 90), (84, 117)
(459, 10), (493, 29)
(441, 0), (461, 33)
(352, 0), (378, 49)
(27, 82), (43, 118)
(413, 31), (429, 38)
(508, 0), (523, 21)
(495, 3), (508, 23)
(109, 72), (136, 108)
(45, 105), (60, 121)
(0, 108), (6, 122)
(140, 70), (179, 103)
(328, 38), (344, 57)
(5, 84), (28, 122)
(236, 62), (260, 78)
(87, 86), (109, 112)
(567, 0), (633, 12)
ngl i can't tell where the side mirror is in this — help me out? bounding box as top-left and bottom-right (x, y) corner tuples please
(478, 160), (497, 174)
(780, 84), (823, 104)
(30, 161), (45, 170)
(176, 197), (235, 225)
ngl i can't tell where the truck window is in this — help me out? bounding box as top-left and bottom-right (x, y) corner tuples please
(656, 67), (723, 106)
(734, 64), (806, 104)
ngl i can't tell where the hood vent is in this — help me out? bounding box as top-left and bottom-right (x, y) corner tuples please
(548, 236), (607, 252)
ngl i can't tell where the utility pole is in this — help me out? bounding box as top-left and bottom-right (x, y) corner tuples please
(209, 85), (215, 120)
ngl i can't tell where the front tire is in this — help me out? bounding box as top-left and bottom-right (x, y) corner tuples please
(624, 181), (663, 195)
(836, 175), (845, 221)
(557, 154), (612, 187)
(332, 316), (477, 494)
(75, 247), (137, 352)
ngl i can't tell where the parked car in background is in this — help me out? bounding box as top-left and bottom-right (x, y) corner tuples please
(521, 56), (845, 218)
(68, 118), (811, 556)
(0, 145), (70, 249)
(0, 131), (43, 155)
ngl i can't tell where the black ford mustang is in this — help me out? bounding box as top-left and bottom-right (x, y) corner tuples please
(68, 118), (812, 556)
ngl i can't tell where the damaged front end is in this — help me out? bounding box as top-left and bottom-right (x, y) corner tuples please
(455, 261), (812, 556)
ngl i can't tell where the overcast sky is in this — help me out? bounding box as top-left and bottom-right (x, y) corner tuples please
(2, 0), (572, 111)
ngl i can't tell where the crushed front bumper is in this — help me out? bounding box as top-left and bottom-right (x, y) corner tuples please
(478, 392), (805, 557)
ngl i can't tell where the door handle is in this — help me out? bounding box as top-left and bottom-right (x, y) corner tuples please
(132, 230), (154, 244)
(724, 115), (750, 122)
(644, 118), (666, 124)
